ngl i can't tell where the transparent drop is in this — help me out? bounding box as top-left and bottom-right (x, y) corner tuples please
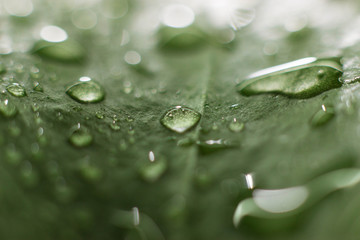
(6, 83), (26, 97)
(177, 137), (195, 147)
(229, 118), (245, 132)
(0, 99), (17, 118)
(69, 125), (93, 147)
(66, 79), (105, 103)
(33, 82), (44, 92)
(310, 104), (335, 127)
(237, 57), (343, 98)
(197, 139), (238, 154)
(95, 111), (105, 119)
(110, 120), (121, 131)
(33, 39), (85, 63)
(160, 106), (201, 133)
(138, 157), (167, 183)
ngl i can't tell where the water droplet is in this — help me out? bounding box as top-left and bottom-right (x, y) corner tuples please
(230, 8), (256, 31)
(79, 164), (102, 182)
(40, 25), (68, 43)
(237, 57), (343, 98)
(0, 99), (17, 118)
(124, 51), (141, 65)
(33, 39), (85, 63)
(197, 139), (238, 153)
(177, 137), (195, 147)
(66, 79), (105, 103)
(69, 124), (93, 147)
(110, 120), (121, 131)
(101, 0), (128, 19)
(160, 106), (201, 133)
(33, 81), (44, 92)
(71, 9), (98, 30)
(5, 145), (21, 165)
(20, 161), (39, 187)
(95, 111), (105, 119)
(6, 83), (26, 97)
(310, 104), (335, 127)
(229, 118), (245, 132)
(4, 0), (33, 17)
(138, 156), (167, 183)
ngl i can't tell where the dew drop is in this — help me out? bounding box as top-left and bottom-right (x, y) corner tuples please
(161, 4), (195, 29)
(160, 106), (201, 133)
(110, 120), (121, 131)
(40, 25), (68, 43)
(95, 111), (105, 119)
(33, 82), (44, 92)
(33, 39), (85, 63)
(237, 57), (343, 98)
(69, 124), (93, 147)
(177, 137), (195, 147)
(66, 78), (105, 103)
(310, 104), (335, 127)
(138, 154), (167, 183)
(0, 99), (17, 118)
(6, 83), (26, 97)
(228, 118), (245, 132)
(197, 139), (238, 154)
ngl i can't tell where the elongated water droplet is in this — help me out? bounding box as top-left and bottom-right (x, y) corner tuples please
(237, 57), (343, 98)
(197, 139), (238, 153)
(33, 39), (85, 63)
(0, 99), (17, 118)
(6, 83), (26, 97)
(69, 124), (93, 147)
(310, 104), (335, 127)
(33, 81), (44, 92)
(228, 118), (245, 132)
(66, 78), (105, 103)
(161, 106), (201, 133)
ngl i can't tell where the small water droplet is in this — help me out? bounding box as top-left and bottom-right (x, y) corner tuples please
(237, 57), (343, 98)
(66, 78), (105, 103)
(229, 103), (240, 110)
(0, 99), (17, 118)
(69, 124), (93, 147)
(110, 120), (121, 131)
(161, 106), (201, 133)
(5, 145), (21, 165)
(30, 66), (42, 79)
(95, 111), (105, 119)
(138, 155), (167, 183)
(310, 104), (335, 127)
(6, 83), (26, 97)
(33, 81), (44, 92)
(20, 161), (38, 187)
(229, 118), (245, 132)
(197, 139), (238, 153)
(79, 164), (102, 182)
(177, 137), (195, 147)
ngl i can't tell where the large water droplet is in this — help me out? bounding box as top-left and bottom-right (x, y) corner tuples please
(237, 57), (343, 98)
(33, 39), (85, 63)
(0, 99), (17, 118)
(69, 124), (93, 147)
(6, 83), (26, 97)
(66, 78), (105, 103)
(310, 104), (335, 127)
(160, 106), (201, 133)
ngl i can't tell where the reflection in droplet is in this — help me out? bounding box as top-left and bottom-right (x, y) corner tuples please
(124, 51), (141, 65)
(132, 207), (140, 226)
(160, 106), (201, 133)
(4, 0), (33, 17)
(237, 57), (343, 98)
(71, 9), (98, 30)
(162, 4), (195, 28)
(0, 99), (17, 118)
(66, 78), (105, 103)
(311, 104), (335, 127)
(6, 83), (26, 97)
(245, 173), (255, 189)
(40, 26), (68, 43)
(148, 151), (155, 162)
(197, 139), (238, 153)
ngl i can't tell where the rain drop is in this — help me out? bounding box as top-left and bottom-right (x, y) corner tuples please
(0, 99), (17, 118)
(69, 124), (93, 147)
(310, 104), (335, 127)
(6, 83), (26, 97)
(237, 57), (343, 98)
(66, 78), (105, 103)
(160, 106), (201, 133)
(228, 118), (245, 132)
